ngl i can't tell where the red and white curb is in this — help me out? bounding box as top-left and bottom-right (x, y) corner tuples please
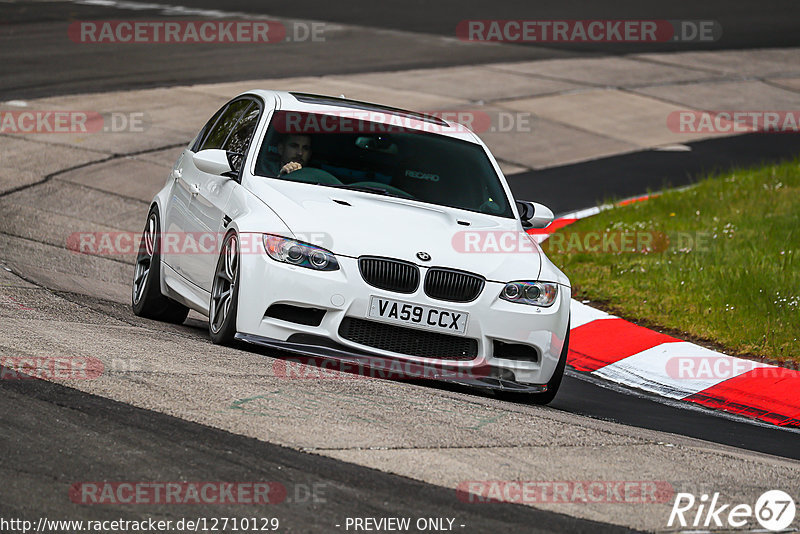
(530, 197), (800, 428)
(567, 302), (800, 427)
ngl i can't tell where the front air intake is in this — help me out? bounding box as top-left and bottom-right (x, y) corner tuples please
(424, 268), (485, 302)
(358, 256), (420, 294)
(339, 317), (478, 361)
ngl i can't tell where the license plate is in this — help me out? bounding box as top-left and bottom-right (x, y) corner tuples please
(367, 296), (468, 335)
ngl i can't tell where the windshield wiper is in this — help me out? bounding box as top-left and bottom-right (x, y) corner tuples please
(318, 183), (407, 198)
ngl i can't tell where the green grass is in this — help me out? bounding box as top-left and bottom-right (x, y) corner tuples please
(544, 158), (800, 364)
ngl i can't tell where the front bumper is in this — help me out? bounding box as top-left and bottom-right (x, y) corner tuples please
(236, 253), (570, 386)
(235, 332), (547, 392)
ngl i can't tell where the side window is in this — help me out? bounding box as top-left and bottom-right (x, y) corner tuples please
(223, 103), (261, 172)
(199, 99), (251, 151)
(191, 104), (228, 152)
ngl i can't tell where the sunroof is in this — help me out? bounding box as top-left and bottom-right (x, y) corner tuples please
(289, 92), (449, 126)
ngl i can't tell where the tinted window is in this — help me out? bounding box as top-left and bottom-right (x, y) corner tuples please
(200, 99), (251, 151)
(223, 103), (260, 172)
(191, 104), (228, 152)
(254, 111), (513, 218)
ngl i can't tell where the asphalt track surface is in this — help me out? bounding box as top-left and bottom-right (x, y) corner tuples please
(144, 0), (800, 57)
(2, 0), (800, 100)
(511, 132), (800, 214)
(1, 371), (626, 533)
(2, 1), (800, 532)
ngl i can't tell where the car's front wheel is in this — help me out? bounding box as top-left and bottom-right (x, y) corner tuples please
(209, 231), (240, 345)
(131, 208), (190, 324)
(528, 320), (570, 405)
(497, 318), (570, 405)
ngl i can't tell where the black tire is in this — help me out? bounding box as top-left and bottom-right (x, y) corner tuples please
(497, 318), (570, 405)
(208, 231), (240, 345)
(131, 208), (190, 324)
(528, 319), (570, 405)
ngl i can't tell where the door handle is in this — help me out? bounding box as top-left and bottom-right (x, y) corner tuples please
(190, 183), (201, 196)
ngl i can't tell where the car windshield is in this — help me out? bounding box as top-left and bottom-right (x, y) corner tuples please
(253, 110), (514, 218)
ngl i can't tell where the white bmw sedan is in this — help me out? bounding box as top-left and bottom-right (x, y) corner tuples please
(132, 90), (571, 403)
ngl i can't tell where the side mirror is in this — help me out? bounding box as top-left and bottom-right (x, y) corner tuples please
(517, 200), (554, 229)
(193, 149), (233, 176)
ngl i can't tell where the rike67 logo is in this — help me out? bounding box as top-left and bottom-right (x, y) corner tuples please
(668, 490), (796, 531)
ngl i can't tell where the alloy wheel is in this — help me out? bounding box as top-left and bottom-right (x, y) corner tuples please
(210, 234), (239, 334)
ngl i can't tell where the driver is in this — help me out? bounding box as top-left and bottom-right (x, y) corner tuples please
(276, 134), (312, 175)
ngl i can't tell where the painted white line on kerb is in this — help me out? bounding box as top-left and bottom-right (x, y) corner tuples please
(593, 342), (773, 400)
(569, 300), (615, 329)
(559, 206), (603, 220)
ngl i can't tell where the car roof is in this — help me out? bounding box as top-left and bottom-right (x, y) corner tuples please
(241, 89), (482, 143)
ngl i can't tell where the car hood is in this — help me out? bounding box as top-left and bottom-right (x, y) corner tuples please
(248, 179), (542, 282)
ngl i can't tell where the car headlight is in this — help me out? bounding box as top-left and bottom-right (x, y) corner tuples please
(262, 234), (339, 271)
(500, 281), (558, 307)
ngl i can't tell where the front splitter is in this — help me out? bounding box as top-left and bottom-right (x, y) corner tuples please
(235, 332), (547, 393)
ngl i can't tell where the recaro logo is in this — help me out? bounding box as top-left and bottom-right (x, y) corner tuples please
(405, 170), (439, 182)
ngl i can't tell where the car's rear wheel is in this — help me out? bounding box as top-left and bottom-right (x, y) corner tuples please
(209, 231), (240, 345)
(131, 208), (189, 324)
